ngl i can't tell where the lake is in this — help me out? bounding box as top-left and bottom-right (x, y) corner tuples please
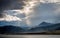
(0, 35), (60, 38)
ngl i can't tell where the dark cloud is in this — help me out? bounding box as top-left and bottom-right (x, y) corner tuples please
(0, 0), (25, 10)
(0, 0), (25, 18)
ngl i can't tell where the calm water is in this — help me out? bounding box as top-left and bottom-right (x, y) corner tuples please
(0, 35), (60, 38)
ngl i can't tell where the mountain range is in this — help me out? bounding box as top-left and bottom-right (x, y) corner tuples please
(28, 22), (60, 33)
(0, 21), (60, 34)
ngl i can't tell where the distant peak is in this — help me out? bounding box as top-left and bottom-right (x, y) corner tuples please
(39, 22), (53, 25)
(41, 22), (49, 24)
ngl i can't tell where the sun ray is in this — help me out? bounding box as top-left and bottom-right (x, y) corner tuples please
(20, 0), (40, 26)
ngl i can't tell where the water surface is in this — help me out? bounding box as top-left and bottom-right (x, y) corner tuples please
(0, 35), (60, 38)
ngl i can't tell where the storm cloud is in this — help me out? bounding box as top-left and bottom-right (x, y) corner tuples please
(0, 0), (25, 18)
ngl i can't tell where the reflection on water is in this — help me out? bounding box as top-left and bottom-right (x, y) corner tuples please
(0, 35), (60, 38)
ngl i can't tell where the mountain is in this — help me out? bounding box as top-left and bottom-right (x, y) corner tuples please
(0, 25), (25, 34)
(40, 22), (60, 31)
(0, 20), (28, 27)
(52, 23), (60, 30)
(0, 22), (60, 34)
(38, 22), (53, 26)
(29, 22), (60, 33)
(0, 21), (20, 26)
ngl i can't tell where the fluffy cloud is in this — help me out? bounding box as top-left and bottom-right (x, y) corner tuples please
(0, 10), (26, 21)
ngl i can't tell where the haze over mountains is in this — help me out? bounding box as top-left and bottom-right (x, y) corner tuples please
(0, 21), (60, 34)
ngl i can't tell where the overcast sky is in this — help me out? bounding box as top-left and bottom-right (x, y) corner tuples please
(0, 0), (60, 27)
(23, 0), (60, 26)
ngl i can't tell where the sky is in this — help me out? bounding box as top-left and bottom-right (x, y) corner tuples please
(0, 0), (60, 27)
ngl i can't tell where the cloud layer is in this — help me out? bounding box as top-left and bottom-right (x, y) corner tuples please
(0, 0), (25, 18)
(0, 0), (60, 27)
(24, 0), (60, 26)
